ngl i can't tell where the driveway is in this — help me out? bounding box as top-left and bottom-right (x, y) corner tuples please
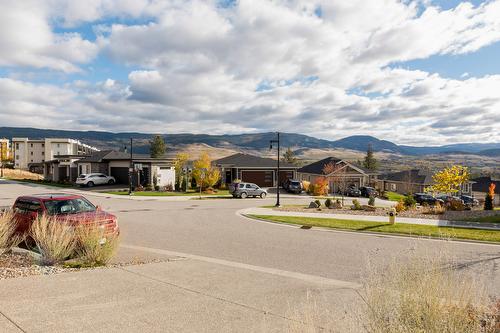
(1, 180), (499, 332)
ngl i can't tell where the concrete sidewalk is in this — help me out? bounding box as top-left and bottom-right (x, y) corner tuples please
(0, 252), (359, 333)
(240, 207), (500, 231)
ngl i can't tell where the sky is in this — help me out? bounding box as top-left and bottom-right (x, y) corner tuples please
(0, 0), (499, 146)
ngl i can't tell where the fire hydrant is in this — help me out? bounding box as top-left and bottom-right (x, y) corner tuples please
(388, 207), (397, 224)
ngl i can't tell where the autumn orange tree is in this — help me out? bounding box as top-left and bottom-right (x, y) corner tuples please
(426, 165), (469, 195)
(192, 152), (220, 190)
(309, 177), (329, 196)
(484, 183), (495, 210)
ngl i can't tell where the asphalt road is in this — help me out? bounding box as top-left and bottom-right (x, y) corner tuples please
(1, 180), (499, 332)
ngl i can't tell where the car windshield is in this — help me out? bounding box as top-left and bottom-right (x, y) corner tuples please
(44, 198), (96, 215)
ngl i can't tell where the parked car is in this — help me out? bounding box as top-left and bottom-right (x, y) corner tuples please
(11, 193), (120, 237)
(283, 179), (303, 194)
(436, 195), (464, 207)
(76, 173), (116, 187)
(460, 195), (479, 208)
(229, 182), (267, 199)
(359, 186), (378, 198)
(413, 193), (444, 206)
(342, 186), (361, 197)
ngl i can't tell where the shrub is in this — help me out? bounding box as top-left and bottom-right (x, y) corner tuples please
(368, 196), (376, 206)
(314, 199), (321, 208)
(324, 198), (332, 208)
(484, 193), (494, 210)
(423, 201), (446, 215)
(31, 215), (76, 266)
(75, 224), (120, 267)
(448, 200), (465, 211)
(403, 194), (416, 208)
(301, 181), (310, 192)
(309, 178), (328, 196)
(154, 185), (160, 191)
(361, 252), (498, 333)
(145, 184), (153, 191)
(0, 211), (22, 255)
(395, 200), (405, 213)
(351, 199), (362, 210)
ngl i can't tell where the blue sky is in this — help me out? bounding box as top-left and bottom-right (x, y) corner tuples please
(0, 0), (499, 145)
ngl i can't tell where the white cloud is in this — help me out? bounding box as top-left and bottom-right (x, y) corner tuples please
(0, 0), (499, 144)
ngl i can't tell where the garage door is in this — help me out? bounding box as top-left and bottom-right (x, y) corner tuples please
(241, 170), (274, 187)
(110, 167), (129, 185)
(279, 170), (294, 184)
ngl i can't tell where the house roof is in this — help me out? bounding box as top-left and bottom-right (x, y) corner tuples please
(76, 150), (174, 163)
(297, 157), (374, 175)
(380, 169), (433, 185)
(472, 176), (500, 193)
(214, 153), (298, 169)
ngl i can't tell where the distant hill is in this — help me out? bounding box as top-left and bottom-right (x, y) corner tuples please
(0, 126), (499, 156)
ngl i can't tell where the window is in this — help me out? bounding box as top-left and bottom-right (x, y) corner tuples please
(30, 143), (33, 148)
(44, 198), (96, 215)
(16, 155), (19, 160)
(42, 143), (45, 147)
(462, 183), (470, 193)
(57, 143), (60, 148)
(14, 200), (42, 214)
(30, 152), (33, 156)
(15, 143), (19, 149)
(42, 152), (44, 155)
(391, 183), (397, 191)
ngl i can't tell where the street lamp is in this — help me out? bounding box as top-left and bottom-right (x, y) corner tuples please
(128, 138), (133, 195)
(269, 132), (281, 207)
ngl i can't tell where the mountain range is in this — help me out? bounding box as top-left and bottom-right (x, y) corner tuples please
(0, 127), (499, 157)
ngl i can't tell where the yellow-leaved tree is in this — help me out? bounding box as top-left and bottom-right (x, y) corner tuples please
(173, 152), (190, 190)
(426, 165), (469, 195)
(192, 152), (220, 190)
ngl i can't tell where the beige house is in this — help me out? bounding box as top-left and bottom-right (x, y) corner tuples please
(297, 157), (378, 193)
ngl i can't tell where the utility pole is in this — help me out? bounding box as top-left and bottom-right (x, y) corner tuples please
(269, 132), (281, 207)
(128, 138), (133, 195)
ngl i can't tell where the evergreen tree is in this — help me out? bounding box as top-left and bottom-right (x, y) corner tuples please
(150, 135), (166, 158)
(363, 144), (378, 170)
(282, 147), (297, 165)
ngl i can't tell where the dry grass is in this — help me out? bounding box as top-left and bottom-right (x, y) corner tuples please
(30, 215), (76, 265)
(360, 252), (499, 333)
(2, 169), (43, 180)
(0, 211), (22, 255)
(75, 224), (120, 267)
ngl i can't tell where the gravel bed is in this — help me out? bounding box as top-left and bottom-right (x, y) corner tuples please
(275, 206), (500, 222)
(0, 251), (171, 280)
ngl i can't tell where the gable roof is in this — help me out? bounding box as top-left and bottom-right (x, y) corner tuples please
(297, 157), (374, 175)
(381, 169), (433, 185)
(214, 153), (298, 168)
(76, 150), (173, 163)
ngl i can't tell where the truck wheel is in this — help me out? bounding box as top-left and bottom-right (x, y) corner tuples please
(240, 192), (248, 199)
(260, 193), (267, 199)
(87, 181), (94, 187)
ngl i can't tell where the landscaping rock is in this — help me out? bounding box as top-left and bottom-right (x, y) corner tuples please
(308, 201), (319, 209)
(362, 205), (377, 212)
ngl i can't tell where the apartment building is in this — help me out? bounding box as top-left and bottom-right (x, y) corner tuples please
(0, 138), (10, 161)
(12, 138), (99, 172)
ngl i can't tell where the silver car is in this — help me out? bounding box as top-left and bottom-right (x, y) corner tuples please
(230, 182), (267, 199)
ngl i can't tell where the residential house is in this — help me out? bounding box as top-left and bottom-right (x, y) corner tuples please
(70, 150), (175, 187)
(378, 169), (474, 195)
(297, 157), (378, 192)
(471, 176), (500, 205)
(13, 138), (98, 173)
(214, 153), (299, 187)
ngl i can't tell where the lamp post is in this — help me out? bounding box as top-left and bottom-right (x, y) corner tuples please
(128, 138), (133, 195)
(269, 132), (281, 207)
(0, 142), (4, 178)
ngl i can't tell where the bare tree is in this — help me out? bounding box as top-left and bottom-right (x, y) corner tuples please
(323, 161), (348, 206)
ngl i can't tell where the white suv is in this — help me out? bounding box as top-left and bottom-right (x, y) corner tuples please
(76, 173), (116, 187)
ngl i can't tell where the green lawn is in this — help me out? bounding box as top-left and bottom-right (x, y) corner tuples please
(248, 215), (500, 243)
(106, 190), (231, 197)
(464, 215), (500, 223)
(385, 191), (405, 202)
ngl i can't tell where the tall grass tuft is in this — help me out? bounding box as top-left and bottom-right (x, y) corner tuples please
(75, 223), (120, 267)
(0, 210), (22, 255)
(360, 252), (498, 333)
(31, 215), (76, 265)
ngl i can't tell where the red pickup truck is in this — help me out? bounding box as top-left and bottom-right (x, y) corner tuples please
(11, 193), (119, 237)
